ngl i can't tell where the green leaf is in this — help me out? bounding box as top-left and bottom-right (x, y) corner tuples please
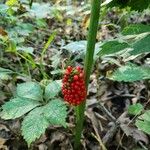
(63, 40), (87, 53)
(136, 120), (150, 134)
(44, 80), (62, 100)
(122, 24), (150, 35)
(136, 111), (150, 134)
(138, 110), (150, 122)
(17, 46), (34, 54)
(17, 82), (43, 101)
(14, 23), (34, 36)
(6, 0), (18, 6)
(109, 63), (150, 82)
(51, 69), (64, 75)
(143, 67), (150, 79)
(1, 98), (40, 119)
(98, 40), (130, 56)
(44, 99), (67, 127)
(128, 103), (143, 115)
(0, 67), (13, 80)
(106, 0), (150, 11)
(21, 99), (67, 146)
(27, 3), (51, 18)
(130, 34), (150, 55)
(21, 107), (49, 146)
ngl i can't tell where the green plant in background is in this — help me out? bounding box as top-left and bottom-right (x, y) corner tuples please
(0, 81), (67, 146)
(96, 4), (150, 142)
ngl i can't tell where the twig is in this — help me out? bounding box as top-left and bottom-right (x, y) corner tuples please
(97, 103), (116, 122)
(102, 122), (119, 145)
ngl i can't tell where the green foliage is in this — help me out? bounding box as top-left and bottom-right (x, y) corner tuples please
(63, 40), (101, 60)
(17, 82), (43, 101)
(22, 99), (67, 146)
(98, 40), (129, 56)
(43, 99), (67, 127)
(130, 34), (150, 55)
(17, 46), (34, 54)
(1, 81), (67, 146)
(106, 0), (150, 11)
(21, 106), (50, 146)
(97, 24), (150, 82)
(136, 111), (150, 134)
(122, 24), (150, 35)
(128, 103), (143, 115)
(63, 41), (87, 54)
(6, 0), (18, 6)
(26, 3), (51, 19)
(0, 67), (13, 80)
(44, 80), (62, 101)
(1, 98), (40, 119)
(109, 63), (150, 82)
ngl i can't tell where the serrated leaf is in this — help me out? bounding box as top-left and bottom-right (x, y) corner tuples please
(21, 107), (49, 146)
(128, 103), (143, 115)
(130, 34), (150, 55)
(21, 99), (67, 146)
(44, 99), (67, 127)
(44, 80), (62, 100)
(109, 63), (150, 82)
(98, 40), (130, 56)
(17, 82), (43, 101)
(122, 24), (150, 35)
(136, 111), (150, 134)
(1, 98), (40, 119)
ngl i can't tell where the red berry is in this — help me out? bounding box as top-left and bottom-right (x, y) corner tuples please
(76, 66), (81, 72)
(62, 66), (86, 106)
(67, 66), (72, 72)
(73, 75), (79, 80)
(79, 73), (84, 78)
(65, 70), (70, 75)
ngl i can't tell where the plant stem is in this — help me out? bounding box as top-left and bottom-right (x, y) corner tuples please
(74, 0), (101, 149)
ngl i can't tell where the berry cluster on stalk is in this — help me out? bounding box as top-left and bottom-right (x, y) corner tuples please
(62, 66), (86, 106)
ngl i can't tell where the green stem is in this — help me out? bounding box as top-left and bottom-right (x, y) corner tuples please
(74, 0), (101, 149)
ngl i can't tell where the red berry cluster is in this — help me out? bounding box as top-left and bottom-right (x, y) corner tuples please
(62, 66), (86, 106)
